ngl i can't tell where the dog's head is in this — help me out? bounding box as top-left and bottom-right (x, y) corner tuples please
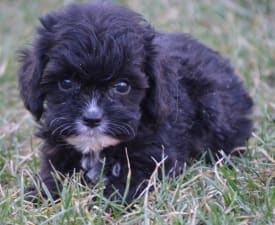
(18, 2), (168, 153)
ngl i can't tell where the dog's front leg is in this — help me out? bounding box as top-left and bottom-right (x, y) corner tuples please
(26, 144), (82, 202)
(101, 146), (175, 204)
(102, 162), (148, 204)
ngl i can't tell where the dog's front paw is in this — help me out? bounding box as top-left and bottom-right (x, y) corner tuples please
(82, 155), (122, 186)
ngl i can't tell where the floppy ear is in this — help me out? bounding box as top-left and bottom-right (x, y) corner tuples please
(18, 48), (46, 120)
(143, 49), (170, 126)
(18, 13), (57, 120)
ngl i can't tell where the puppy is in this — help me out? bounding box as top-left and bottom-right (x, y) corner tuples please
(18, 2), (253, 202)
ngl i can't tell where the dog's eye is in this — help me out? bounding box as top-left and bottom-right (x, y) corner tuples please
(58, 79), (79, 92)
(113, 81), (131, 95)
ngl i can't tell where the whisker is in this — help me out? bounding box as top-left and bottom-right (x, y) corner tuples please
(59, 125), (73, 136)
(49, 116), (67, 129)
(51, 123), (72, 136)
(108, 122), (130, 136)
(107, 120), (136, 137)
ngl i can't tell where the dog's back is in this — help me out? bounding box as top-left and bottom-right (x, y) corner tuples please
(153, 32), (253, 160)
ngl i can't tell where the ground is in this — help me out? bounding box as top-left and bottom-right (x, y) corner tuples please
(0, 0), (274, 224)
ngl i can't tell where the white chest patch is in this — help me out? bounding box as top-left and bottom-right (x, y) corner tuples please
(66, 133), (120, 154)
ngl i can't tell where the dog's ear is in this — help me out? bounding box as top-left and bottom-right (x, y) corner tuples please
(18, 13), (57, 120)
(18, 48), (46, 120)
(143, 51), (170, 126)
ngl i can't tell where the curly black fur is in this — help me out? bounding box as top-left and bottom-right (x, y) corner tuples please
(18, 1), (253, 203)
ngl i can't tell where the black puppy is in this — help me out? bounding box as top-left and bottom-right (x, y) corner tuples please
(18, 2), (253, 202)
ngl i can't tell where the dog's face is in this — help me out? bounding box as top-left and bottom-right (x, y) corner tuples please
(18, 3), (167, 154)
(42, 51), (148, 153)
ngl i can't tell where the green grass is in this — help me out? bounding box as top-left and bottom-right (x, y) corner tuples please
(0, 0), (274, 224)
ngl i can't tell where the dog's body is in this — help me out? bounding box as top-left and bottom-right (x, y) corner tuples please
(18, 2), (253, 202)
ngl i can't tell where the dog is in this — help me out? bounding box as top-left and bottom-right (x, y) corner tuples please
(18, 1), (253, 203)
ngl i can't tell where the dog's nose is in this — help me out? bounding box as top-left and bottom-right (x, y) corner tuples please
(82, 110), (103, 128)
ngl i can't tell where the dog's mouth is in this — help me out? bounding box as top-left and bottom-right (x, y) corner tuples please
(65, 120), (120, 154)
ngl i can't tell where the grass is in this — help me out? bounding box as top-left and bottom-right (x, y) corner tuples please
(0, 0), (274, 224)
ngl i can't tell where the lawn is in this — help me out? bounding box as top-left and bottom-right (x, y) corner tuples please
(0, 0), (274, 224)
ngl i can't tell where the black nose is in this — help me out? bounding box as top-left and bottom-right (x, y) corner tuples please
(82, 110), (103, 128)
